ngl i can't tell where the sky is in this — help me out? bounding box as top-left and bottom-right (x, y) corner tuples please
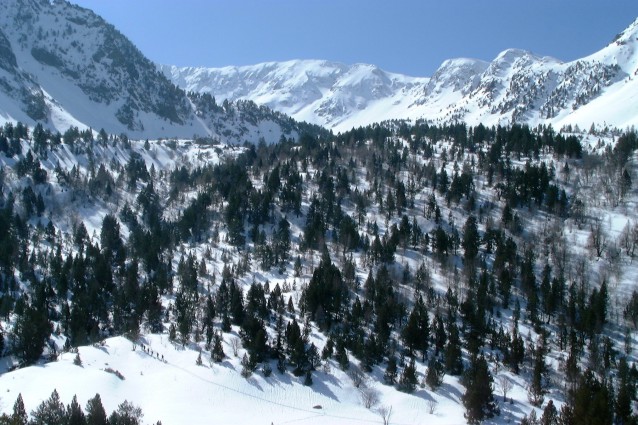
(71, 0), (638, 76)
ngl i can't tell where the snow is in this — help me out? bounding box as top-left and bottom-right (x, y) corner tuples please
(0, 0), (635, 142)
(554, 74), (638, 130)
(166, 18), (638, 133)
(0, 4), (638, 424)
(0, 126), (637, 425)
(0, 334), (473, 425)
(0, 0), (302, 145)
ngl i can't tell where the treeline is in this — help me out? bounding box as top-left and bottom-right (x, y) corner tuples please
(0, 390), (159, 425)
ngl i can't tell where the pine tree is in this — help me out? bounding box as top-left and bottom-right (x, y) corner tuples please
(241, 353), (253, 378)
(433, 314), (447, 355)
(12, 304), (52, 364)
(67, 395), (87, 425)
(30, 389), (66, 425)
(615, 357), (635, 425)
(11, 393), (28, 425)
(108, 401), (143, 425)
(540, 400), (558, 425)
(507, 322), (525, 374)
(321, 338), (334, 360)
(304, 370), (313, 386)
(85, 394), (108, 425)
(212, 331), (225, 362)
(445, 319), (463, 375)
(336, 340), (349, 371)
(568, 370), (613, 425)
(462, 215), (480, 267)
(277, 355), (286, 374)
(462, 354), (498, 424)
(168, 323), (177, 342)
(402, 306), (421, 355)
(528, 338), (548, 406)
(398, 358), (418, 393)
(383, 356), (398, 385)
(287, 296), (295, 314)
(273, 217), (291, 266)
(174, 288), (194, 345)
(401, 296), (430, 360)
(426, 356), (445, 390)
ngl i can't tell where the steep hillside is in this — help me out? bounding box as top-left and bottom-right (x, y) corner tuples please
(164, 18), (638, 132)
(0, 0), (322, 143)
(0, 121), (637, 424)
(162, 60), (430, 132)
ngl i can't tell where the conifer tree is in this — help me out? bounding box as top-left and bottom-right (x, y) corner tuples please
(11, 393), (28, 425)
(462, 215), (480, 267)
(85, 394), (108, 425)
(462, 354), (498, 424)
(30, 389), (66, 425)
(336, 340), (349, 371)
(321, 338), (334, 360)
(12, 304), (52, 364)
(383, 356), (398, 385)
(426, 356), (445, 390)
(66, 395), (86, 425)
(398, 358), (418, 393)
(401, 296), (430, 360)
(108, 401), (143, 425)
(615, 357), (636, 425)
(241, 353), (253, 378)
(568, 370), (613, 425)
(445, 319), (463, 375)
(212, 331), (225, 362)
(304, 370), (313, 386)
(540, 400), (558, 425)
(528, 337), (548, 406)
(433, 314), (447, 356)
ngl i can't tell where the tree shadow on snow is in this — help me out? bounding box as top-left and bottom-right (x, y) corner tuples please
(490, 398), (526, 424)
(219, 359), (236, 371)
(437, 382), (463, 403)
(246, 376), (264, 391)
(413, 387), (436, 401)
(308, 375), (339, 401)
(92, 344), (109, 355)
(256, 368), (339, 401)
(314, 368), (342, 388)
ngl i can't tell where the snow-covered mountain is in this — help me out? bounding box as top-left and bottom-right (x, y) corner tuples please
(0, 0), (320, 143)
(3, 0), (634, 140)
(161, 60), (430, 132)
(163, 18), (638, 132)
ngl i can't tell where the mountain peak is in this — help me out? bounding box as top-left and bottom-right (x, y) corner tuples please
(1, 0), (637, 137)
(165, 16), (638, 132)
(490, 48), (557, 70)
(0, 0), (317, 143)
(613, 17), (638, 44)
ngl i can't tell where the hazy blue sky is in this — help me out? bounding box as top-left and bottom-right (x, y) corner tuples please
(72, 0), (637, 76)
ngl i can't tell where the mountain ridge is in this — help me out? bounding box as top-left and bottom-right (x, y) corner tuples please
(0, 0), (324, 143)
(163, 17), (638, 132)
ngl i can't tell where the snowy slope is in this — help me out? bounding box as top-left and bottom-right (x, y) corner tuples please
(553, 18), (638, 130)
(164, 17), (638, 132)
(0, 120), (637, 424)
(0, 335), (473, 425)
(0, 0), (314, 144)
(162, 60), (430, 132)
